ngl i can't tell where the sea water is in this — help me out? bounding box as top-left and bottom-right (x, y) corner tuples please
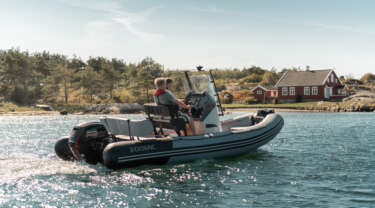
(0, 112), (374, 208)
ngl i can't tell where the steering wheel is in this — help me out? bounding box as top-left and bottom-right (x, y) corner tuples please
(184, 92), (194, 105)
(184, 91), (205, 118)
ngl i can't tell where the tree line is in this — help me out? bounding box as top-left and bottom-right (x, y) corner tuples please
(0, 49), (282, 105)
(4, 48), (371, 106)
(0, 49), (164, 105)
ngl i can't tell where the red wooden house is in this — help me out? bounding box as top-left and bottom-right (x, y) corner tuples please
(251, 85), (278, 103)
(274, 69), (347, 103)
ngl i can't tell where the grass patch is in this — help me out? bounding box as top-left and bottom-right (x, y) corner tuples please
(223, 102), (319, 109)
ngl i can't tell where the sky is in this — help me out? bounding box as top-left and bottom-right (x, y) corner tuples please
(0, 0), (374, 78)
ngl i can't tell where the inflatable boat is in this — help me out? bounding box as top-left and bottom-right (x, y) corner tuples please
(55, 68), (284, 169)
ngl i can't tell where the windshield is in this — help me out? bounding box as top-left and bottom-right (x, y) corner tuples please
(184, 74), (216, 100)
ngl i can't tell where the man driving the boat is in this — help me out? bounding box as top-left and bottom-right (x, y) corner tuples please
(165, 78), (187, 106)
(153, 78), (193, 136)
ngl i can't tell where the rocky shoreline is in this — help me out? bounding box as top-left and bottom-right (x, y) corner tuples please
(225, 106), (375, 112)
(81, 103), (144, 114)
(226, 90), (375, 112)
(1, 90), (375, 116)
(319, 90), (375, 112)
(0, 103), (145, 116)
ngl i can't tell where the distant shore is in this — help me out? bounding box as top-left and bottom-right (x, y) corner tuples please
(224, 90), (375, 113)
(1, 89), (374, 116)
(0, 103), (144, 116)
(0, 109), (332, 116)
(0, 106), (373, 116)
(224, 103), (375, 113)
(0, 105), (314, 116)
(225, 107), (320, 112)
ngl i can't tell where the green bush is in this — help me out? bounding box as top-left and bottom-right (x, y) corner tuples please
(240, 74), (263, 84)
(220, 92), (234, 104)
(223, 96), (233, 104)
(216, 84), (226, 91)
(296, 95), (302, 103)
(113, 96), (122, 103)
(273, 97), (278, 104)
(11, 87), (28, 105)
(244, 97), (258, 104)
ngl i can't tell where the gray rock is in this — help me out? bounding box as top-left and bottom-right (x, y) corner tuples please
(82, 103), (144, 114)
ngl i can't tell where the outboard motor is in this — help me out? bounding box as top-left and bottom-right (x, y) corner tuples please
(56, 121), (110, 164)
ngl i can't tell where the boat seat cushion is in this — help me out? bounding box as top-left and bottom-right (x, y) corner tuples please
(144, 103), (179, 118)
(144, 103), (187, 136)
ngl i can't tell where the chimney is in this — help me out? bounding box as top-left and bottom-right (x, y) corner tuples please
(306, 65), (310, 71)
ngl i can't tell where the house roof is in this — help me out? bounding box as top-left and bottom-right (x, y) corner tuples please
(251, 85), (277, 91)
(275, 69), (334, 87)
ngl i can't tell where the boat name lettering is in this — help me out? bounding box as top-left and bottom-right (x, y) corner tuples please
(130, 145), (156, 153)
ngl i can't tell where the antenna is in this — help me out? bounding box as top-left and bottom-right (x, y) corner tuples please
(184, 71), (193, 91)
(208, 69), (225, 116)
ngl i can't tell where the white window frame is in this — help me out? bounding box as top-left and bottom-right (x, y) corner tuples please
(312, 87), (318, 95)
(331, 74), (334, 82)
(256, 90), (263, 95)
(289, 87), (295, 96)
(282, 87), (288, 96)
(304, 87), (310, 96)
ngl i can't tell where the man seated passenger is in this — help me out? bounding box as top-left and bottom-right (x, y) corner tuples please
(153, 78), (193, 136)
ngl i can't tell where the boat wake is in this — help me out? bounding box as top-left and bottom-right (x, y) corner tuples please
(0, 153), (96, 184)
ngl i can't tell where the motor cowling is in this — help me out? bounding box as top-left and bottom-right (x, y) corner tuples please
(55, 137), (74, 161)
(68, 122), (109, 164)
(256, 109), (275, 117)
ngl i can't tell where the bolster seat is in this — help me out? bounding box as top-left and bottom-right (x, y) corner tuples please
(144, 103), (187, 136)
